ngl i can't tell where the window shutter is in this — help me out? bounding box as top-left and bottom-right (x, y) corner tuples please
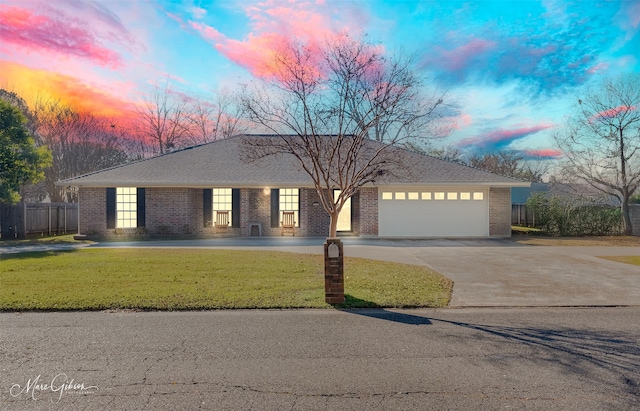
(203, 189), (212, 227)
(351, 190), (360, 232)
(298, 189), (302, 227)
(136, 188), (146, 227)
(106, 188), (116, 229)
(232, 189), (240, 228)
(270, 189), (280, 228)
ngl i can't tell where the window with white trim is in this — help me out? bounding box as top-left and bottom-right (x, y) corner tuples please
(434, 192), (445, 200)
(447, 192), (458, 200)
(421, 192), (432, 200)
(116, 187), (137, 228)
(473, 192), (484, 200)
(279, 188), (299, 227)
(395, 192), (406, 200)
(460, 192), (471, 200)
(408, 192), (419, 200)
(382, 192), (393, 200)
(213, 188), (232, 220)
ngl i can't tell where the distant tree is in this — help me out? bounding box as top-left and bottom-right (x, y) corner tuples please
(555, 73), (640, 235)
(186, 89), (247, 145)
(134, 81), (192, 154)
(467, 152), (547, 182)
(403, 141), (465, 163)
(0, 100), (51, 203)
(241, 33), (446, 237)
(32, 98), (129, 202)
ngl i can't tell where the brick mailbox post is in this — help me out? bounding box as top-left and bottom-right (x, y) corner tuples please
(324, 238), (345, 304)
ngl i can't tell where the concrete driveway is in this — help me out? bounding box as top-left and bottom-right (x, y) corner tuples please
(3, 237), (639, 307)
(340, 240), (640, 307)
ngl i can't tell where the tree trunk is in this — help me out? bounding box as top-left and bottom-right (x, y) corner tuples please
(621, 197), (633, 236)
(328, 211), (339, 238)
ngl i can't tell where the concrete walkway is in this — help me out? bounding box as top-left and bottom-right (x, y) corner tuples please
(2, 237), (638, 307)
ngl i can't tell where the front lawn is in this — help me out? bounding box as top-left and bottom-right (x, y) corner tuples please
(0, 249), (452, 310)
(599, 256), (640, 267)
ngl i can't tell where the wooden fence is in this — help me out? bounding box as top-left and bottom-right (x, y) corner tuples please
(511, 204), (535, 227)
(0, 203), (78, 239)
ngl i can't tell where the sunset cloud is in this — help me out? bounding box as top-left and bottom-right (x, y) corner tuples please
(0, 60), (137, 122)
(422, 2), (624, 92)
(457, 124), (554, 151)
(520, 148), (563, 159)
(423, 38), (496, 82)
(588, 105), (637, 123)
(0, 5), (124, 68)
(186, 0), (369, 78)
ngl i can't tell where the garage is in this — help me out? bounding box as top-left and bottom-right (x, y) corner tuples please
(378, 186), (489, 237)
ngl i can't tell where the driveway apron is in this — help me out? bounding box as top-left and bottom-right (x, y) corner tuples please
(343, 242), (640, 307)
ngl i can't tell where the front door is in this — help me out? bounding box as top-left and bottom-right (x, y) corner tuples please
(334, 190), (351, 232)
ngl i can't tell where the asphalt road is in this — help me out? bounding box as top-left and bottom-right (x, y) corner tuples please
(1, 308), (639, 410)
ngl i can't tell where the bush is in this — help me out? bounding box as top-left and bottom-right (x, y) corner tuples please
(526, 192), (622, 236)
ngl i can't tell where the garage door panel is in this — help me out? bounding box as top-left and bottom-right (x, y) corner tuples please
(379, 187), (488, 237)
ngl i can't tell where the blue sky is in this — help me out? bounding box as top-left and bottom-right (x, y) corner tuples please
(1, 0), (638, 159)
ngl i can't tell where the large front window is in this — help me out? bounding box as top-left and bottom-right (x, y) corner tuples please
(213, 188), (232, 221)
(279, 188), (299, 227)
(116, 187), (137, 228)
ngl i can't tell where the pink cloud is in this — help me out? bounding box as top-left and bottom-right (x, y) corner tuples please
(0, 5), (123, 68)
(588, 105), (637, 123)
(190, 21), (224, 43)
(520, 148), (563, 159)
(451, 113), (473, 129)
(458, 124), (554, 150)
(438, 38), (496, 72)
(586, 62), (609, 74)
(187, 0), (369, 79)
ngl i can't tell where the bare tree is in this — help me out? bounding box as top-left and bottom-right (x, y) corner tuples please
(241, 34), (446, 237)
(186, 90), (247, 145)
(555, 73), (640, 235)
(134, 81), (192, 154)
(32, 98), (129, 202)
(468, 152), (548, 182)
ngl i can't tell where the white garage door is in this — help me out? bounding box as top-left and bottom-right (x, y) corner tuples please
(378, 187), (489, 237)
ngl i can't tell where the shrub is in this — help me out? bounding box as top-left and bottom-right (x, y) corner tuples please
(526, 192), (622, 236)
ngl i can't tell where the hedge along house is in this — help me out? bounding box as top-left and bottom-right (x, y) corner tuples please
(56, 135), (529, 239)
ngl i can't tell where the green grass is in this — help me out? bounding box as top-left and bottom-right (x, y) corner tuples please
(600, 256), (640, 267)
(0, 249), (452, 310)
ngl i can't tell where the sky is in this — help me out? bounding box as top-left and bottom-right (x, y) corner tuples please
(1, 0), (639, 160)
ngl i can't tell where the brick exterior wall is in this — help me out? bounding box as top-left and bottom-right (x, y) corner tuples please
(306, 189), (331, 237)
(146, 188), (204, 236)
(630, 205), (640, 236)
(78, 187), (107, 236)
(243, 188), (279, 236)
(489, 187), (511, 237)
(78, 185), (506, 238)
(358, 187), (378, 236)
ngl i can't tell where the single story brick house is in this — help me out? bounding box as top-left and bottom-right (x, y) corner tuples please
(57, 135), (529, 238)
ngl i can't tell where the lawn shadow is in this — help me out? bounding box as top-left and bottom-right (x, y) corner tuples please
(0, 249), (77, 261)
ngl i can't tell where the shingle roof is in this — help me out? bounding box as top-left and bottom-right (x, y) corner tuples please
(56, 135), (529, 188)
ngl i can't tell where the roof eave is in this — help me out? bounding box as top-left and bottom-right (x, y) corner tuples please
(57, 180), (531, 188)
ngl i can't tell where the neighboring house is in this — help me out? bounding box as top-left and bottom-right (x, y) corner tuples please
(511, 182), (549, 226)
(56, 135), (529, 238)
